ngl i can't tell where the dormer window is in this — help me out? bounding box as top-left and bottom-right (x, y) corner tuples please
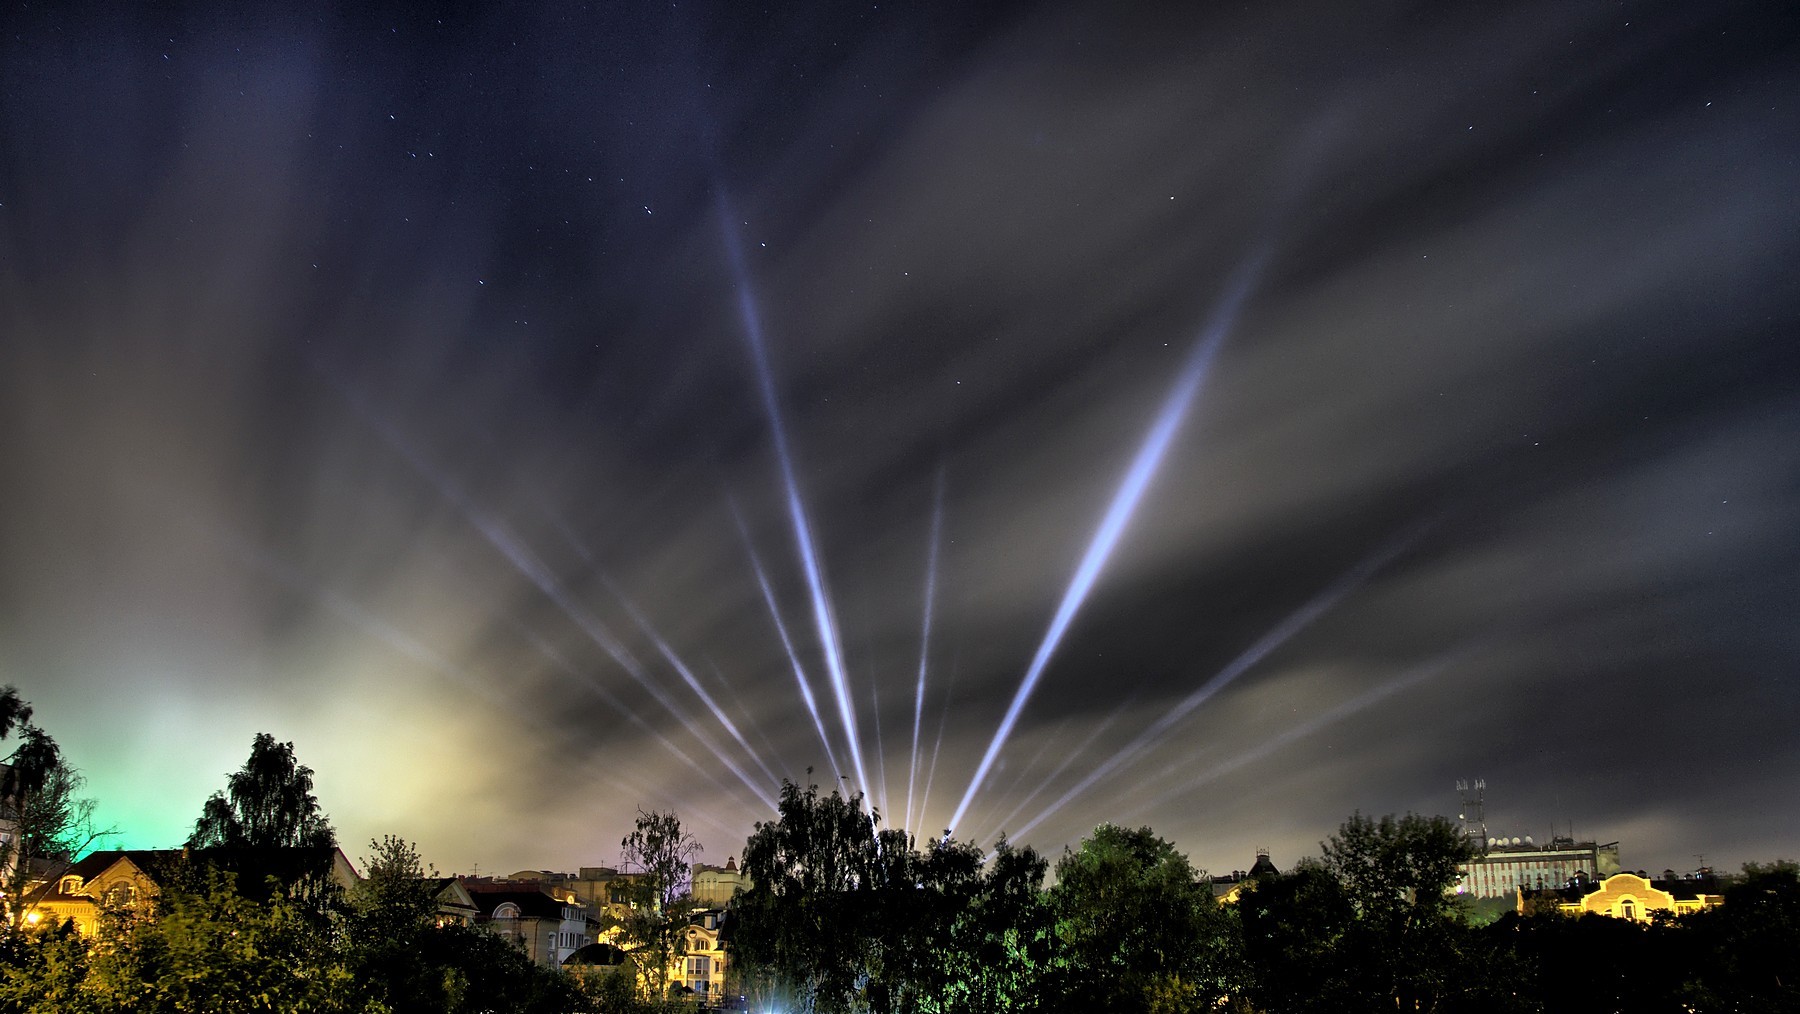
(59, 876), (82, 894)
(494, 902), (521, 919)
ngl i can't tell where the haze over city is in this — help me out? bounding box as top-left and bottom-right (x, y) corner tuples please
(1, 0), (1795, 878)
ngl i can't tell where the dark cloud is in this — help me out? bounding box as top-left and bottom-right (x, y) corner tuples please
(1, 0), (1795, 875)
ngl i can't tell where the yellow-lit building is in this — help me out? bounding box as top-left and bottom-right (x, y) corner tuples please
(591, 906), (730, 1000)
(1519, 871), (1723, 921)
(26, 850), (159, 935)
(674, 909), (728, 999)
(691, 858), (750, 908)
(24, 847), (362, 936)
(469, 883), (597, 967)
(503, 867), (645, 922)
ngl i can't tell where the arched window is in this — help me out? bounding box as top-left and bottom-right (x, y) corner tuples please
(493, 902), (521, 919)
(103, 883), (135, 908)
(1620, 899), (1636, 920)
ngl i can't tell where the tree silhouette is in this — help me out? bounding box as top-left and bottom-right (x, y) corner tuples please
(0, 685), (56, 801)
(618, 807), (702, 1001)
(1047, 822), (1240, 1013)
(0, 685), (110, 935)
(188, 733), (335, 850)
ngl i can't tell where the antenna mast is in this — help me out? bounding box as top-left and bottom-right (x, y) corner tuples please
(1456, 778), (1487, 851)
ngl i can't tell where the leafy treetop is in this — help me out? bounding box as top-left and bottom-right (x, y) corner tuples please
(188, 732), (336, 851)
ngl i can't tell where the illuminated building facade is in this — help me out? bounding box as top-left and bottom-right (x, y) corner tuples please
(675, 908), (728, 999)
(502, 867), (645, 920)
(690, 857), (749, 907)
(1456, 835), (1621, 899)
(1520, 871), (1724, 921)
(23, 847), (362, 935)
(469, 883), (596, 967)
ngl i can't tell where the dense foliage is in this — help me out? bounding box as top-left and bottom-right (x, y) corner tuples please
(729, 782), (1800, 1014)
(0, 861), (597, 1014)
(732, 780), (1051, 1014)
(1047, 823), (1241, 1012)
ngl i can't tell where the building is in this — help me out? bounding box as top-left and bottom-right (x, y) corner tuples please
(672, 908), (728, 999)
(1212, 850), (1280, 905)
(27, 849), (161, 935)
(501, 867), (645, 921)
(1456, 835), (1620, 899)
(424, 876), (479, 926)
(23, 846), (362, 936)
(691, 857), (750, 907)
(1519, 871), (1724, 921)
(468, 882), (596, 967)
(581, 904), (730, 999)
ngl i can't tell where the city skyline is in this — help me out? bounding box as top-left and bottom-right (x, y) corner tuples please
(1, 1), (1796, 878)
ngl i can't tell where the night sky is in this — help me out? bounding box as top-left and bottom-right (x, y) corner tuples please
(2, 1), (1796, 879)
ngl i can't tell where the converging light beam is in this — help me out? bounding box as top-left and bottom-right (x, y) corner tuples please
(946, 254), (1265, 832)
(728, 499), (845, 781)
(719, 200), (872, 801)
(905, 472), (944, 839)
(1006, 537), (1408, 842)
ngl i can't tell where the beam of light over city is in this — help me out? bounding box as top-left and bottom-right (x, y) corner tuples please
(905, 473), (944, 839)
(216, 522), (761, 831)
(728, 497), (845, 783)
(1128, 650), (1468, 820)
(1005, 529), (1416, 840)
(719, 201), (872, 803)
(605, 577), (784, 792)
(947, 256), (1264, 833)
(970, 699), (1136, 846)
(330, 377), (782, 812)
(871, 683), (891, 820)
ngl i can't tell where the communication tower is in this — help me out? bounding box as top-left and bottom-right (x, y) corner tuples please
(1456, 779), (1487, 852)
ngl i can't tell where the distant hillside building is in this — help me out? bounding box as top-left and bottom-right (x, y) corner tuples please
(691, 857), (749, 907)
(1456, 835), (1621, 899)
